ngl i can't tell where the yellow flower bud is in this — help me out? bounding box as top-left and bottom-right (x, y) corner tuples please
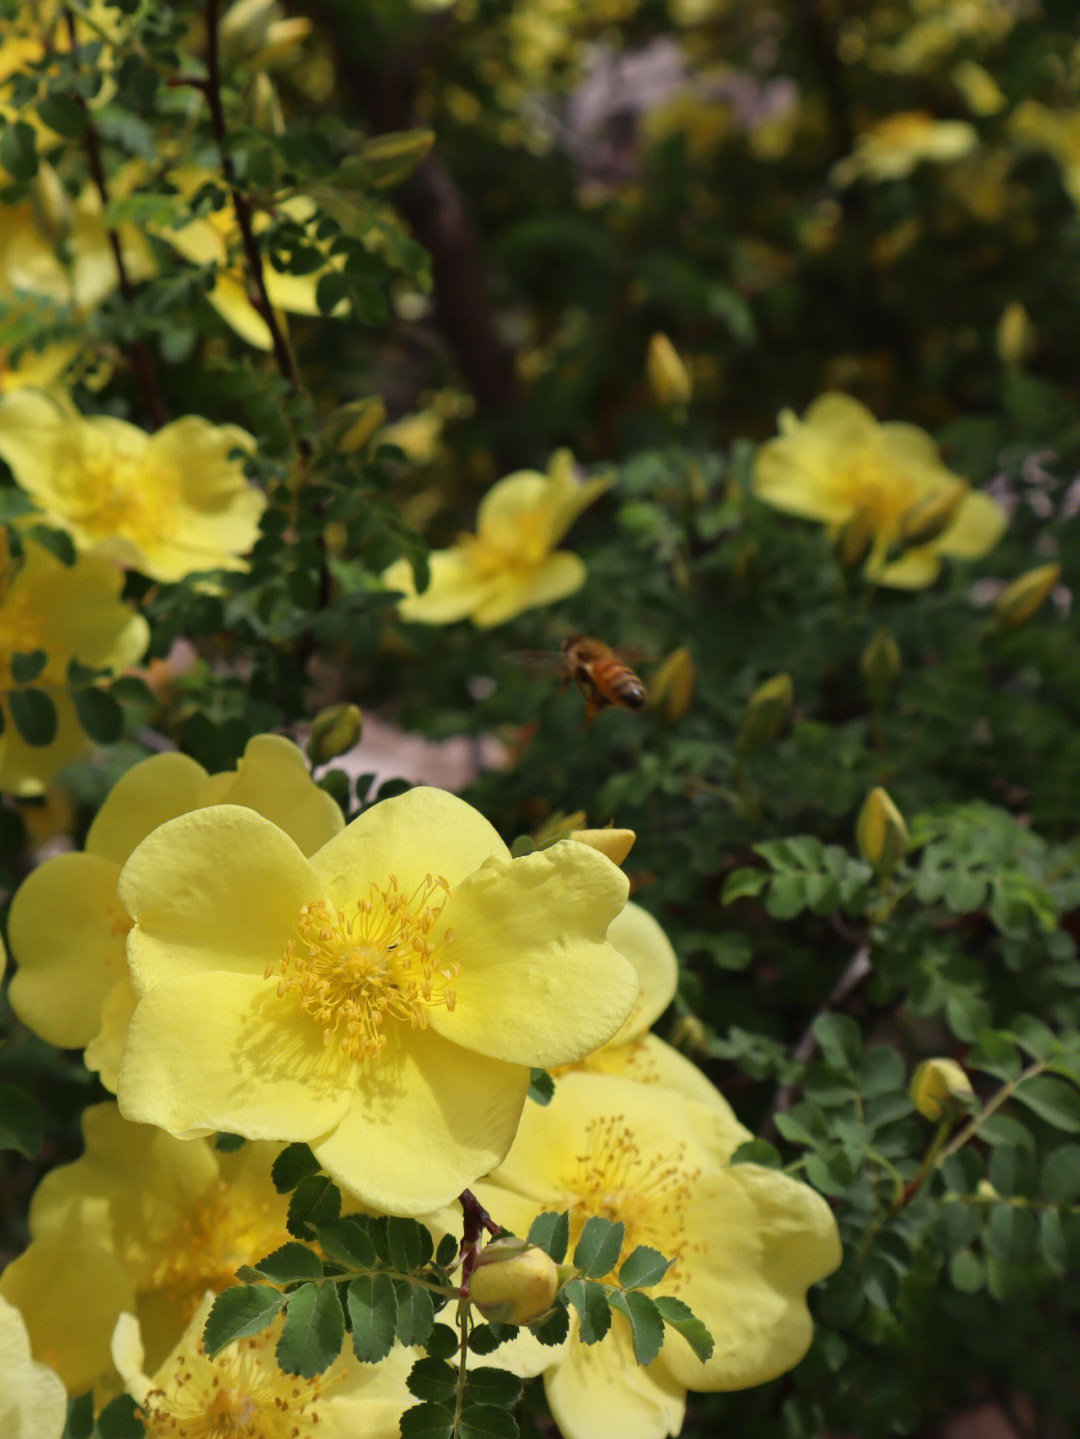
(736, 673), (794, 752)
(646, 333), (693, 407)
(855, 786), (909, 874)
(898, 480), (968, 548)
(996, 302), (1034, 365)
(993, 563), (1061, 628)
(860, 627), (902, 710)
(649, 646), (695, 722)
(469, 1238), (562, 1327)
(306, 704), (363, 765)
(330, 398), (388, 454)
(911, 1058), (975, 1122)
(669, 1013), (709, 1055)
(571, 827), (636, 866)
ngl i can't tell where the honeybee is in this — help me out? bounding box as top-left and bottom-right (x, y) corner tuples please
(560, 635), (648, 722)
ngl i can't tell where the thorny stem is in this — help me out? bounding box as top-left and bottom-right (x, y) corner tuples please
(201, 0), (302, 397)
(64, 8), (167, 427)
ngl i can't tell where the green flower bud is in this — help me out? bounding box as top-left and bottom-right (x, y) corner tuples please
(469, 1238), (562, 1327)
(911, 1058), (975, 1121)
(860, 627), (902, 711)
(855, 786), (908, 875)
(306, 704), (363, 765)
(736, 673), (794, 752)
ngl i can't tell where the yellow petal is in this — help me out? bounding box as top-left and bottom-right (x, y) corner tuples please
(118, 806), (318, 988)
(116, 970), (353, 1140)
(430, 842), (635, 1068)
(577, 1033), (748, 1128)
(546, 1317), (686, 1439)
(313, 1027), (531, 1213)
(7, 852), (125, 1047)
(935, 488), (1008, 558)
(202, 732), (344, 856)
(85, 751), (210, 864)
(469, 551), (587, 627)
(602, 902), (679, 1046)
(85, 976), (138, 1093)
(385, 548), (502, 625)
(0, 1295), (67, 1439)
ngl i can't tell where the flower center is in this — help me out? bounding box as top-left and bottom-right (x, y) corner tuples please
(71, 430), (177, 548)
(269, 874), (459, 1062)
(138, 1329), (328, 1439)
(564, 1113), (700, 1291)
(145, 1179), (291, 1325)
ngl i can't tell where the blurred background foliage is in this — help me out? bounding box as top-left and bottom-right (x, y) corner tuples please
(5, 0), (1080, 1434)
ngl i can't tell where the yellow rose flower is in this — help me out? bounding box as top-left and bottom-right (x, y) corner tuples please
(382, 450), (611, 627)
(111, 1293), (414, 1439)
(830, 111), (978, 186)
(471, 1071), (842, 1439)
(8, 733), (344, 1088)
(752, 393), (1007, 588)
(0, 390), (265, 581)
(0, 537), (149, 796)
(113, 786), (638, 1213)
(0, 1104), (292, 1396)
(0, 1294), (66, 1439)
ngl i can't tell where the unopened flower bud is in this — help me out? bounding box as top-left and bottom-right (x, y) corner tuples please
(306, 704), (363, 765)
(860, 627), (902, 710)
(856, 786), (908, 875)
(571, 827), (636, 865)
(649, 646), (695, 722)
(898, 480), (967, 548)
(993, 563), (1060, 628)
(469, 1238), (562, 1327)
(736, 673), (793, 752)
(669, 1013), (709, 1055)
(329, 398), (388, 454)
(911, 1058), (975, 1122)
(996, 302), (1034, 365)
(647, 333), (693, 407)
(834, 507), (875, 573)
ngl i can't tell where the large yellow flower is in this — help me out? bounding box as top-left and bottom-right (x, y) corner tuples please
(8, 733), (344, 1089)
(0, 1294), (66, 1439)
(382, 450), (611, 627)
(0, 536), (149, 796)
(0, 1104), (291, 1396)
(752, 393), (1007, 588)
(112, 1293), (413, 1439)
(0, 390), (265, 580)
(113, 786), (638, 1213)
(471, 1071), (842, 1439)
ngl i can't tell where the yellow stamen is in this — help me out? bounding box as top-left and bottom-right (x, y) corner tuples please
(268, 874), (458, 1062)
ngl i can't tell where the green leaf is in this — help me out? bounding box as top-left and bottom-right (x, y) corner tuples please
(387, 1216), (433, 1271)
(0, 119), (38, 180)
(607, 1288), (665, 1366)
(464, 1367), (524, 1409)
(1040, 1144), (1080, 1204)
(9, 687), (58, 746)
(406, 1356), (458, 1404)
(1039, 1208), (1068, 1275)
(92, 1393), (144, 1439)
(214, 1132), (246, 1151)
(0, 1084), (44, 1156)
(394, 1280), (436, 1346)
(436, 1234), (459, 1268)
(561, 1278), (611, 1344)
(812, 1013), (862, 1068)
(654, 1295), (714, 1362)
(728, 1138), (783, 1167)
(528, 1211), (569, 1263)
(63, 1392), (94, 1439)
(530, 1306), (570, 1345)
(459, 1405), (519, 1439)
(424, 1323), (458, 1359)
(1012, 1074), (1080, 1132)
(618, 1246), (673, 1290)
(347, 1273), (397, 1362)
(948, 1248), (983, 1293)
(24, 524), (75, 564)
(72, 687), (124, 745)
(528, 1068), (555, 1104)
(272, 1143), (319, 1192)
(253, 1242), (324, 1283)
(10, 649), (47, 683)
(573, 1216), (625, 1278)
(468, 1323), (517, 1354)
(203, 1285), (286, 1356)
(277, 1281), (345, 1377)
(721, 867), (768, 903)
(399, 1402), (455, 1439)
(287, 1173), (341, 1237)
(317, 1215), (378, 1269)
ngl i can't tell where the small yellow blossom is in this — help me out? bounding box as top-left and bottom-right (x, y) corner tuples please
(0, 1103), (292, 1396)
(831, 111), (978, 186)
(0, 1294), (66, 1439)
(113, 786), (637, 1213)
(753, 393), (1007, 588)
(8, 734), (344, 1088)
(470, 1071), (842, 1439)
(112, 1294), (413, 1439)
(0, 390), (265, 581)
(382, 450), (611, 627)
(0, 536), (149, 796)
(1010, 100), (1080, 210)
